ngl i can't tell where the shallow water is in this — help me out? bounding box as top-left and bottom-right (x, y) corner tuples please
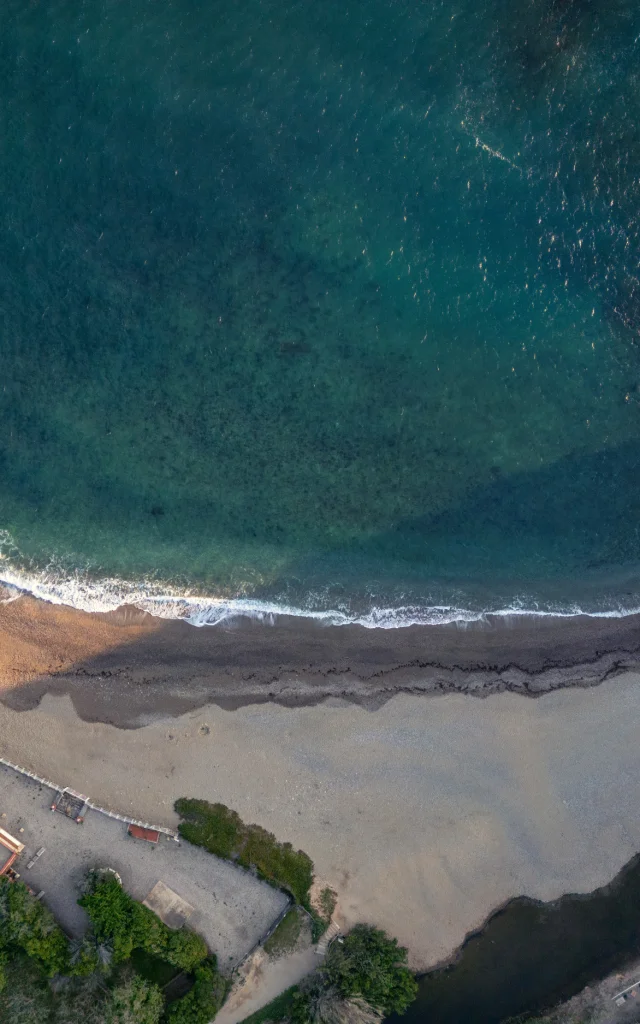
(400, 853), (640, 1024)
(2, 0), (640, 621)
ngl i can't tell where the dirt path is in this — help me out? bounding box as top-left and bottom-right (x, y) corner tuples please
(217, 947), (319, 1024)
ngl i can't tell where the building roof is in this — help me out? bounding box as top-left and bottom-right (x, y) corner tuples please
(0, 827), (24, 875)
(128, 824), (160, 843)
(0, 827), (24, 856)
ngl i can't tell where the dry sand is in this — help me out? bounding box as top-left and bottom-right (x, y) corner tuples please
(0, 672), (639, 970)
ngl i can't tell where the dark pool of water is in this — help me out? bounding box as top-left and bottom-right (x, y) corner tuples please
(397, 853), (640, 1024)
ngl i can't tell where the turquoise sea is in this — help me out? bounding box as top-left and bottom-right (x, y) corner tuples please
(2, 0), (640, 624)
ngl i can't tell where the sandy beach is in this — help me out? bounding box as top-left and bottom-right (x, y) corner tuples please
(0, 662), (639, 970)
(1, 594), (640, 724)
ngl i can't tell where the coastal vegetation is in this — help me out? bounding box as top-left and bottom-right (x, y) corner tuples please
(0, 874), (226, 1024)
(242, 925), (418, 1024)
(319, 924), (417, 1015)
(242, 984), (301, 1024)
(79, 873), (209, 969)
(0, 874), (69, 982)
(174, 798), (314, 905)
(263, 908), (304, 957)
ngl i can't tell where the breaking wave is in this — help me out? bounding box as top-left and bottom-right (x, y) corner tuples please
(1, 553), (639, 629)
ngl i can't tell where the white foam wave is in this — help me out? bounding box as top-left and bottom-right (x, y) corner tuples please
(1, 560), (640, 628)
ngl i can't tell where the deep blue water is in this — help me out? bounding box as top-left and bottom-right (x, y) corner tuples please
(2, 0), (640, 623)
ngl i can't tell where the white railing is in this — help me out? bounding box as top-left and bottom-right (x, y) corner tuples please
(0, 756), (178, 839)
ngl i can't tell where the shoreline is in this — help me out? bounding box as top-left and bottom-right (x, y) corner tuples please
(1, 593), (640, 726)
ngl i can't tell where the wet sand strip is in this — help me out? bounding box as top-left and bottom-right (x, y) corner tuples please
(0, 595), (639, 726)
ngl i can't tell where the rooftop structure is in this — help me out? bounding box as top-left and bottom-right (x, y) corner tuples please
(0, 826), (25, 876)
(50, 788), (90, 824)
(128, 824), (159, 844)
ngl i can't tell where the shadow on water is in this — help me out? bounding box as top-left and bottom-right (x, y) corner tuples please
(395, 853), (640, 1024)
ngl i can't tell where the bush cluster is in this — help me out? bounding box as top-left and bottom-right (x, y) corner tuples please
(174, 799), (314, 905)
(285, 925), (418, 1024)
(79, 875), (208, 970)
(167, 959), (227, 1024)
(0, 875), (69, 982)
(0, 874), (225, 1024)
(321, 925), (418, 1015)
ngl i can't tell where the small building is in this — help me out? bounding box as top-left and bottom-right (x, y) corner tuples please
(51, 788), (90, 823)
(0, 826), (25, 876)
(128, 824), (160, 844)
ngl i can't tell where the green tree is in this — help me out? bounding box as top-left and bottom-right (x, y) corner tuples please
(105, 973), (164, 1024)
(52, 974), (113, 1024)
(0, 877), (69, 977)
(165, 929), (209, 971)
(69, 936), (102, 977)
(79, 876), (135, 963)
(168, 959), (226, 1024)
(292, 978), (384, 1024)
(79, 875), (208, 971)
(322, 926), (417, 1015)
(0, 955), (52, 1023)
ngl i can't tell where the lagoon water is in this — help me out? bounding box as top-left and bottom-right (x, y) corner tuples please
(401, 854), (640, 1024)
(2, 0), (640, 623)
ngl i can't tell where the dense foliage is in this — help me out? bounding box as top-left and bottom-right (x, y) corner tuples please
(292, 984), (384, 1024)
(175, 799), (314, 905)
(106, 972), (165, 1024)
(79, 875), (208, 969)
(240, 984), (300, 1024)
(167, 960), (227, 1024)
(0, 875), (225, 1024)
(0, 953), (164, 1024)
(0, 876), (69, 982)
(241, 926), (417, 1024)
(322, 926), (417, 1015)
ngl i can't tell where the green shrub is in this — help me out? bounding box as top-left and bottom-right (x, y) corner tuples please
(165, 929), (209, 971)
(106, 973), (164, 1024)
(322, 925), (418, 1015)
(263, 909), (303, 957)
(319, 888), (337, 922)
(79, 875), (208, 971)
(0, 876), (69, 977)
(79, 877), (135, 962)
(167, 959), (226, 1024)
(174, 799), (314, 905)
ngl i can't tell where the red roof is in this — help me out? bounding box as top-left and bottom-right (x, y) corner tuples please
(128, 824), (159, 843)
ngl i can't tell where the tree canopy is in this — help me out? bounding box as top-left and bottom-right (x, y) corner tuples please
(105, 973), (164, 1024)
(79, 875), (208, 969)
(0, 873), (223, 1024)
(0, 876), (69, 981)
(322, 925), (418, 1015)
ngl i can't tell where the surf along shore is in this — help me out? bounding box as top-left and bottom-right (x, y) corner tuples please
(1, 592), (640, 724)
(0, 591), (639, 972)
